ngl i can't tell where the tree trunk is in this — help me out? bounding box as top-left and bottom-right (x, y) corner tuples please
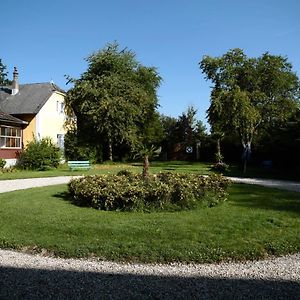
(243, 158), (247, 174)
(143, 154), (149, 178)
(216, 138), (222, 163)
(108, 140), (113, 161)
(242, 141), (251, 174)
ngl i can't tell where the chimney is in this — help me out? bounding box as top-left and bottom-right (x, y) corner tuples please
(11, 67), (19, 95)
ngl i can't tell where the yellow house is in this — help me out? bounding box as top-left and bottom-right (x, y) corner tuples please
(0, 68), (66, 166)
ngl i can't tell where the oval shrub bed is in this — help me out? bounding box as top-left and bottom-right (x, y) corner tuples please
(68, 172), (230, 212)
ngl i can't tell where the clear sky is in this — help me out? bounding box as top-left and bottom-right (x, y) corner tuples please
(1, 0), (299, 127)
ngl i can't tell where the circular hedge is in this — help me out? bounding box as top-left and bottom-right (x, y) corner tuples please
(68, 172), (230, 212)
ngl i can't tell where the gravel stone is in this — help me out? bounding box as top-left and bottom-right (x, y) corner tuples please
(0, 250), (299, 299)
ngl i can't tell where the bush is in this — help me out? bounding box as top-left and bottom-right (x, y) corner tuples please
(211, 162), (229, 172)
(0, 159), (6, 169)
(17, 137), (61, 170)
(116, 169), (134, 177)
(68, 172), (230, 212)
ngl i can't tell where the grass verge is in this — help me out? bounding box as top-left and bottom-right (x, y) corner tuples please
(0, 161), (212, 180)
(0, 183), (299, 263)
(0, 163), (140, 180)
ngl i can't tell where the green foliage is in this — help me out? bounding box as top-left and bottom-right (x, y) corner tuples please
(0, 159), (6, 169)
(116, 169), (134, 177)
(132, 144), (161, 177)
(0, 59), (11, 85)
(64, 130), (102, 162)
(18, 137), (61, 170)
(65, 42), (162, 160)
(176, 106), (206, 145)
(214, 149), (224, 164)
(68, 173), (230, 212)
(211, 162), (229, 172)
(0, 159), (15, 174)
(201, 49), (300, 137)
(160, 108), (207, 160)
(1, 183), (300, 263)
(200, 49), (300, 171)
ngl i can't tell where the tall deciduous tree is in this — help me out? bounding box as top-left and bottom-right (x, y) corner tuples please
(65, 42), (161, 161)
(200, 49), (300, 172)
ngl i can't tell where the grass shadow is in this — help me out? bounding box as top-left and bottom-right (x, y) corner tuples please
(230, 184), (300, 215)
(224, 164), (300, 181)
(52, 191), (73, 202)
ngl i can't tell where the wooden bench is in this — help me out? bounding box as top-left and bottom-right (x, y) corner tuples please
(68, 160), (91, 171)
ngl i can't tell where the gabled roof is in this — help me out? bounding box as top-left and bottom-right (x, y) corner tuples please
(0, 82), (65, 115)
(0, 110), (27, 125)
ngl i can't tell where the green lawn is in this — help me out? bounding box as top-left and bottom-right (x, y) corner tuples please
(0, 163), (141, 180)
(223, 164), (300, 181)
(0, 161), (212, 180)
(1, 160), (299, 181)
(0, 183), (299, 263)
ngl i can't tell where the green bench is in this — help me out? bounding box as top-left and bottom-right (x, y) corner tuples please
(68, 160), (91, 171)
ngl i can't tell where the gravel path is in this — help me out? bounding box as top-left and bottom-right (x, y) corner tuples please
(0, 175), (299, 194)
(0, 249), (299, 299)
(0, 176), (299, 299)
(228, 177), (300, 192)
(0, 176), (81, 193)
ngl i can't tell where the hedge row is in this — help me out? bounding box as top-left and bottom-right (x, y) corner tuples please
(68, 172), (230, 212)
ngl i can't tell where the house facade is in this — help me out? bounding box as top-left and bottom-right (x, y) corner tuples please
(0, 67), (66, 166)
(0, 111), (27, 166)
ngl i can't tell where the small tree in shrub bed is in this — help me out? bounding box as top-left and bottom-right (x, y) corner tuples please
(68, 172), (230, 212)
(17, 137), (61, 170)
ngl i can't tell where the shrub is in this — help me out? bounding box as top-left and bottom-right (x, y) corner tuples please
(68, 172), (230, 212)
(0, 158), (6, 169)
(211, 162), (229, 172)
(116, 169), (135, 177)
(17, 137), (61, 170)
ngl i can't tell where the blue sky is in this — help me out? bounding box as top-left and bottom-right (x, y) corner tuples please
(1, 0), (300, 127)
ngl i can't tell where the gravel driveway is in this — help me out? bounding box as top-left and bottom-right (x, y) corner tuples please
(0, 250), (299, 299)
(0, 176), (299, 299)
(1, 175), (300, 193)
(0, 176), (80, 193)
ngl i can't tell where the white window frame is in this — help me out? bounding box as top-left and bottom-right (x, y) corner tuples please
(57, 134), (65, 149)
(0, 125), (22, 149)
(56, 101), (65, 115)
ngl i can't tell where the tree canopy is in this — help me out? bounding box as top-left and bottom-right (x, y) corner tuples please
(65, 42), (162, 160)
(0, 59), (11, 85)
(200, 49), (300, 171)
(159, 107), (206, 160)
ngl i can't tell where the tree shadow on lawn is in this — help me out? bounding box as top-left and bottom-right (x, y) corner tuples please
(1, 266), (299, 299)
(53, 191), (73, 202)
(230, 184), (300, 215)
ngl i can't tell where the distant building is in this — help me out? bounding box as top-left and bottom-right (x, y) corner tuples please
(0, 67), (66, 166)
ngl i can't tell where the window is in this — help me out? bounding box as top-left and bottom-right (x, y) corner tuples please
(0, 126), (22, 149)
(56, 101), (65, 114)
(57, 134), (65, 149)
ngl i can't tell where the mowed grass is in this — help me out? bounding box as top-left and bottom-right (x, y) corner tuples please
(0, 163), (141, 180)
(0, 183), (299, 263)
(0, 161), (212, 180)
